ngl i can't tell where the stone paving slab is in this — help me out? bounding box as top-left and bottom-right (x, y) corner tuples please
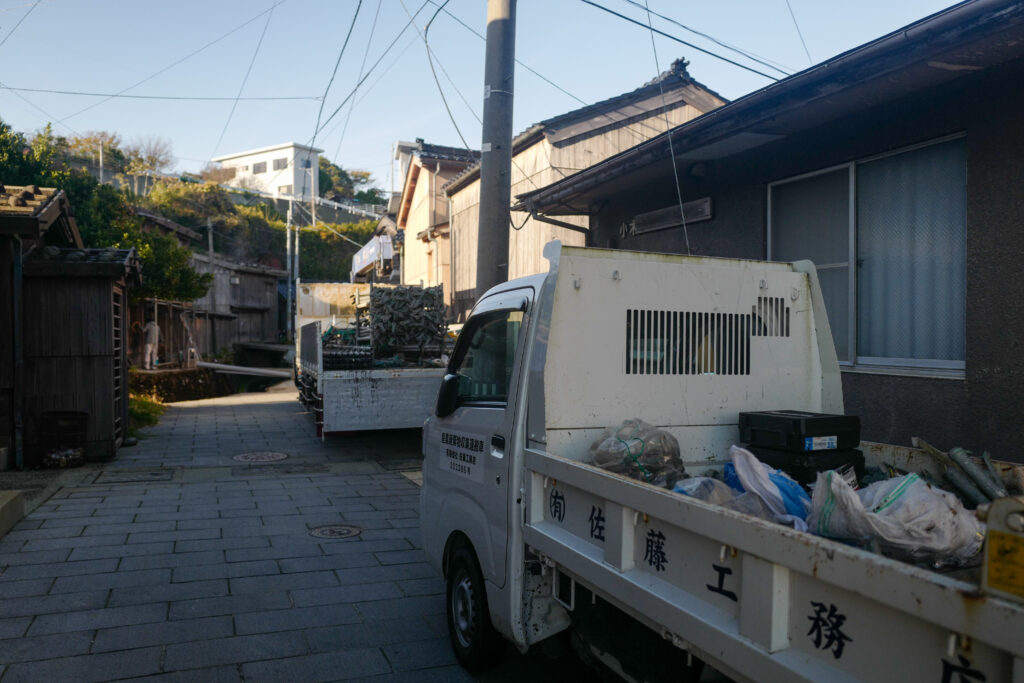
(0, 386), (594, 682)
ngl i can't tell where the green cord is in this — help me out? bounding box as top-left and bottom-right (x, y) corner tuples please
(617, 434), (652, 482)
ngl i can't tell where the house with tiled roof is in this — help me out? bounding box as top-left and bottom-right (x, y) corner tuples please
(393, 139), (480, 309)
(443, 58), (727, 319)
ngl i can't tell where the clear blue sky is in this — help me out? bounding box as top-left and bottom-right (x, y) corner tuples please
(0, 0), (960, 192)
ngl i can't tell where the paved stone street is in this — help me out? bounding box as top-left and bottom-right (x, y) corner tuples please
(0, 386), (588, 682)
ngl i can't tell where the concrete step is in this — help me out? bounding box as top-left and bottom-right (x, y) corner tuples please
(0, 490), (25, 539)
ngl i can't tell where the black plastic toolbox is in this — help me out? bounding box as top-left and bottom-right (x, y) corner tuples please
(738, 410), (860, 453)
(743, 445), (866, 485)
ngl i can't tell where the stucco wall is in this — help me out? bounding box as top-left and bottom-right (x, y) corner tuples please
(586, 58), (1024, 459)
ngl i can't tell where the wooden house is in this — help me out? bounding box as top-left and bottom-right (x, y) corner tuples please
(443, 58), (726, 319)
(512, 0), (1024, 460)
(394, 140), (479, 309)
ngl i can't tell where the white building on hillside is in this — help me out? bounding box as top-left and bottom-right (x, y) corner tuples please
(212, 142), (321, 200)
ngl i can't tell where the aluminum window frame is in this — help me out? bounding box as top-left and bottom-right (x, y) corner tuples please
(767, 134), (967, 377)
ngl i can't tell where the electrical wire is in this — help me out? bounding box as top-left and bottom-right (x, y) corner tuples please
(209, 2), (277, 161)
(252, 0), (432, 198)
(429, 1), (670, 145)
(300, 0), (363, 202)
(313, 0), (432, 139)
(784, 0), (814, 65)
(400, 0), (473, 154)
(0, 85), (320, 101)
(580, 0), (780, 81)
(620, 0), (792, 76)
(642, 0), (690, 255)
(0, 78), (81, 136)
(0, 0), (40, 51)
(332, 0), (383, 163)
(57, 0), (287, 124)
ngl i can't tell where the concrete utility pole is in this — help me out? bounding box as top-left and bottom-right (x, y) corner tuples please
(291, 199), (299, 285)
(475, 0), (516, 296)
(98, 144), (104, 185)
(286, 204), (293, 340)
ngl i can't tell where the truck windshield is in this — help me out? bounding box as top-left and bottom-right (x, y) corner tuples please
(451, 310), (523, 404)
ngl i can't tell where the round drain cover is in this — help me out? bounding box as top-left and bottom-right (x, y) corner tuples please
(233, 451), (289, 463)
(309, 524), (362, 539)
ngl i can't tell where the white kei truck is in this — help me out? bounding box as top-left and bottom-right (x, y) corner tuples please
(294, 281), (444, 435)
(420, 243), (1024, 682)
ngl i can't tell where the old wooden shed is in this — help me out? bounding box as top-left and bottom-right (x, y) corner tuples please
(21, 247), (140, 461)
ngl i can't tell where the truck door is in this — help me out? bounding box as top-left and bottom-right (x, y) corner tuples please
(429, 292), (529, 588)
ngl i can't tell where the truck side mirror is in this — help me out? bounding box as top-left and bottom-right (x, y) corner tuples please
(435, 373), (459, 418)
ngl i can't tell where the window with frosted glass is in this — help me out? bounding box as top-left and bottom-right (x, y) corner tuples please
(769, 136), (966, 370)
(856, 139), (965, 365)
(770, 168), (850, 360)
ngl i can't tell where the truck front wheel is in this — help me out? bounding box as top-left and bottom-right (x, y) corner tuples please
(446, 546), (502, 669)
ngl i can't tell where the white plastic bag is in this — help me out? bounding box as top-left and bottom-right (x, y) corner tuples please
(729, 445), (811, 531)
(807, 471), (984, 566)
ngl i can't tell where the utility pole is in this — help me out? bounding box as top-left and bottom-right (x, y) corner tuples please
(310, 166), (317, 229)
(292, 198), (299, 286)
(98, 144), (104, 185)
(207, 218), (216, 353)
(475, 0), (516, 297)
(285, 203), (293, 340)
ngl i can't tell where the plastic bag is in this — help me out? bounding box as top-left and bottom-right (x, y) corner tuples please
(807, 471), (984, 566)
(673, 477), (736, 505)
(589, 419), (684, 486)
(729, 446), (811, 531)
(673, 475), (776, 520)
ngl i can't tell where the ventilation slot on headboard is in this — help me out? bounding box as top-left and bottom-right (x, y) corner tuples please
(625, 309), (751, 376)
(752, 296), (790, 338)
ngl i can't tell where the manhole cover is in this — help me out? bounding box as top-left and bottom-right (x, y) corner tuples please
(309, 524), (362, 539)
(233, 451), (289, 463)
(94, 470), (174, 484)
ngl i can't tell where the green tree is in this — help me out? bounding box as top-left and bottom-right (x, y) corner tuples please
(0, 118), (210, 302)
(318, 156), (353, 199)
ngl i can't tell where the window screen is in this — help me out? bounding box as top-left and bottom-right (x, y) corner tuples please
(252, 161), (267, 174)
(452, 310), (523, 404)
(857, 138), (966, 364)
(273, 157), (288, 171)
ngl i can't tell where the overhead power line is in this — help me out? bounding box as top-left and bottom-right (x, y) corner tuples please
(209, 1), (277, 160)
(0, 0), (40, 51)
(314, 0), (432, 139)
(0, 85), (320, 101)
(240, 0), (432, 199)
(429, 1), (678, 145)
(57, 0), (287, 124)
(301, 0), (364, 200)
(641, 0), (689, 255)
(332, 0), (383, 163)
(620, 0), (792, 76)
(579, 0), (780, 81)
(784, 0), (814, 64)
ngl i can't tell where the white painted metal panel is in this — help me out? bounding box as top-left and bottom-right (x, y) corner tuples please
(321, 367), (444, 431)
(543, 247), (839, 464)
(524, 449), (1024, 683)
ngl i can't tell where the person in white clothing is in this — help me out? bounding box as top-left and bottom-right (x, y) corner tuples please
(142, 318), (160, 370)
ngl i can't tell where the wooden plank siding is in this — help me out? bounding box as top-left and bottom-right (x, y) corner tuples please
(0, 238), (14, 455)
(449, 102), (711, 318)
(22, 278), (113, 357)
(22, 355), (116, 457)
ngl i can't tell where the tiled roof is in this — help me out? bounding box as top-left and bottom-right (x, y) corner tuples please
(441, 58), (725, 194)
(0, 184), (82, 246)
(414, 139), (480, 164)
(23, 246), (141, 281)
